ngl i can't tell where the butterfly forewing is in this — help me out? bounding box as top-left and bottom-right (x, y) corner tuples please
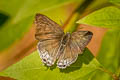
(35, 14), (64, 66)
(71, 31), (93, 54)
(35, 14), (64, 41)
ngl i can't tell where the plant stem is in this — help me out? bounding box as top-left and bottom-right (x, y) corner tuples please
(62, 0), (112, 32)
(62, 0), (94, 30)
(98, 67), (119, 80)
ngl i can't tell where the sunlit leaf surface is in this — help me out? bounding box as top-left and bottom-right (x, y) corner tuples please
(0, 49), (102, 80)
(77, 6), (120, 29)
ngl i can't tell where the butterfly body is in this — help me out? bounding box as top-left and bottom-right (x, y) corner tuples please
(35, 14), (93, 69)
(61, 32), (70, 45)
(58, 32), (70, 54)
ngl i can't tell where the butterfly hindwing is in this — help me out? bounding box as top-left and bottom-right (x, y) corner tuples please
(35, 14), (64, 66)
(57, 41), (78, 69)
(37, 39), (61, 66)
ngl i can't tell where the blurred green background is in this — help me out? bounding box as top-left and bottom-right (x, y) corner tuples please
(0, 0), (120, 80)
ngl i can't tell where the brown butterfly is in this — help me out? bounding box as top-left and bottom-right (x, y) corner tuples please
(35, 13), (93, 69)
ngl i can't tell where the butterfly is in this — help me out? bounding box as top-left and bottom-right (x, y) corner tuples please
(35, 13), (93, 69)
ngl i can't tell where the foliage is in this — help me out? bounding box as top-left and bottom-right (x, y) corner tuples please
(0, 0), (120, 80)
(77, 6), (120, 29)
(0, 49), (102, 80)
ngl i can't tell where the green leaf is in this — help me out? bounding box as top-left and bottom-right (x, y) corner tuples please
(77, 6), (120, 29)
(0, 0), (81, 22)
(91, 70), (113, 80)
(98, 29), (120, 73)
(0, 16), (33, 51)
(109, 0), (120, 4)
(91, 29), (120, 80)
(0, 49), (102, 80)
(0, 12), (9, 27)
(0, 0), (81, 51)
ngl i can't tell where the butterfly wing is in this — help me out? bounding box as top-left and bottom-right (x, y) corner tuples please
(71, 31), (93, 54)
(57, 31), (93, 69)
(35, 14), (64, 66)
(35, 13), (64, 41)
